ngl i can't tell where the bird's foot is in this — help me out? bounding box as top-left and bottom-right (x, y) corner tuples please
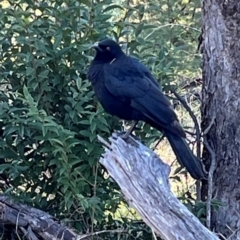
(116, 131), (140, 147)
(117, 131), (131, 139)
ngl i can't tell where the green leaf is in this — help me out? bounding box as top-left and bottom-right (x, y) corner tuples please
(26, 67), (35, 76)
(53, 30), (63, 50)
(38, 69), (50, 80)
(76, 77), (82, 91)
(56, 46), (72, 57)
(49, 138), (64, 146)
(103, 5), (124, 12)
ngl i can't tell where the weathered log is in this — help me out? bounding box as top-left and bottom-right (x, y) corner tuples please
(98, 133), (219, 240)
(0, 196), (91, 240)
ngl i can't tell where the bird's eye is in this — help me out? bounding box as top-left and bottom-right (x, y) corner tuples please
(99, 44), (110, 51)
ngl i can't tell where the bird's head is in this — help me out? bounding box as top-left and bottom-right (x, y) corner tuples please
(91, 38), (124, 63)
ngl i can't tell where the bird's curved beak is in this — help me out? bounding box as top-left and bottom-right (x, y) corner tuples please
(91, 42), (103, 51)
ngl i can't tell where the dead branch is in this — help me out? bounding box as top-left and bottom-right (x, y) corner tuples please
(98, 133), (219, 240)
(0, 196), (91, 240)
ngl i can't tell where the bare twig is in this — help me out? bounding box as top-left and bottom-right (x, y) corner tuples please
(203, 114), (216, 135)
(171, 89), (201, 157)
(153, 134), (165, 149)
(145, 23), (201, 40)
(20, 226), (39, 240)
(226, 225), (240, 239)
(203, 136), (216, 229)
(202, 114), (216, 229)
(98, 135), (112, 149)
(151, 227), (158, 240)
(91, 163), (99, 237)
(171, 89), (202, 201)
(16, 210), (21, 240)
(77, 229), (126, 240)
(216, 232), (227, 240)
(184, 130), (197, 136)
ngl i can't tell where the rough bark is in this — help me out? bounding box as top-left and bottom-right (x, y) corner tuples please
(0, 196), (91, 240)
(201, 0), (240, 239)
(98, 134), (218, 240)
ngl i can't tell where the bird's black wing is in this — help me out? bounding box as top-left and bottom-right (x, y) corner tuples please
(130, 57), (160, 88)
(103, 56), (184, 136)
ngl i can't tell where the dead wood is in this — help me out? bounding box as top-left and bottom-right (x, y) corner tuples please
(98, 133), (219, 240)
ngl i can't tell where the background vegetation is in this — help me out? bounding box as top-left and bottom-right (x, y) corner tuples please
(0, 0), (202, 238)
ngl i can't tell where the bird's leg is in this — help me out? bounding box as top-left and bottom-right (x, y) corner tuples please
(122, 121), (138, 139)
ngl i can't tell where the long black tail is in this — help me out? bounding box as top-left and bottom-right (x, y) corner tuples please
(164, 130), (207, 180)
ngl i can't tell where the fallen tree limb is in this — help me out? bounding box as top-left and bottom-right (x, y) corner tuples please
(0, 195), (91, 240)
(98, 133), (219, 240)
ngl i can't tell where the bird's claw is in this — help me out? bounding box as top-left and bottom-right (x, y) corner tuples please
(115, 131), (139, 147)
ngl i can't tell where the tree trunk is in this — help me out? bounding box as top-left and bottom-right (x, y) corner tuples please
(98, 134), (218, 240)
(201, 1), (240, 239)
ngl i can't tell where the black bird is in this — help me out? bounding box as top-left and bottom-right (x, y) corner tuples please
(87, 38), (207, 180)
